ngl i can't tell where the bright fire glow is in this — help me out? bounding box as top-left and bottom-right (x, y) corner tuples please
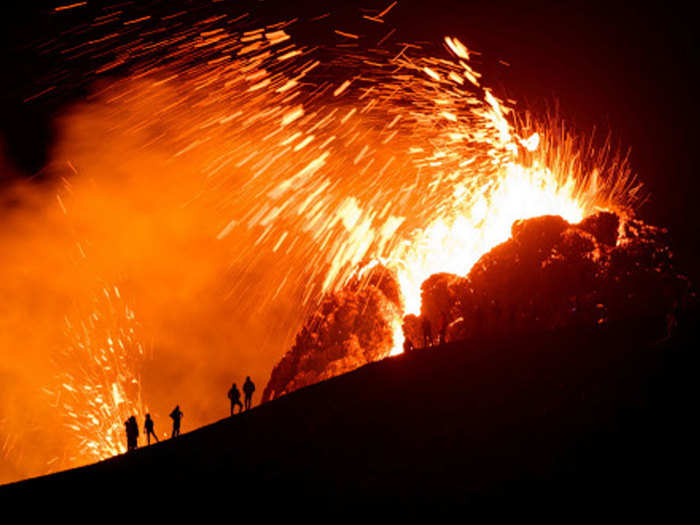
(389, 158), (592, 317)
(46, 287), (149, 467)
(4, 5), (638, 480)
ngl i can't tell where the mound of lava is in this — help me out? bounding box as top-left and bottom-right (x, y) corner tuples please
(264, 211), (692, 401)
(262, 265), (402, 402)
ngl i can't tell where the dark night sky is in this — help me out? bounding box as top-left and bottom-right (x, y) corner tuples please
(1, 0), (698, 278)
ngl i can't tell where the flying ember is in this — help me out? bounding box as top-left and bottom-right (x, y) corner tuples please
(5, 2), (684, 485)
(47, 286), (149, 468)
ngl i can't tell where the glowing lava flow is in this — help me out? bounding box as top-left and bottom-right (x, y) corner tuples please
(45, 15), (635, 334)
(14, 5), (639, 475)
(56, 28), (635, 396)
(310, 36), (635, 351)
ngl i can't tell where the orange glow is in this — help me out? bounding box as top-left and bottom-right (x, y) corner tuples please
(48, 287), (149, 466)
(0, 11), (638, 484)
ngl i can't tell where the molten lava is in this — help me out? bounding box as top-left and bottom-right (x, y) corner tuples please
(0, 3), (687, 484)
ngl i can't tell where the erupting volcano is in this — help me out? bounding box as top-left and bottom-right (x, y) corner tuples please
(265, 210), (690, 401)
(0, 1), (693, 486)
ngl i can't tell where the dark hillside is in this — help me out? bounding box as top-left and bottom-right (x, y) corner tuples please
(3, 312), (695, 511)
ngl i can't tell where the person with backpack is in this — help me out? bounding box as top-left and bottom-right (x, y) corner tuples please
(169, 405), (183, 438)
(124, 415), (138, 451)
(227, 383), (243, 415)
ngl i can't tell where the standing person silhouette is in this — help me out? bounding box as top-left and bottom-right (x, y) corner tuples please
(125, 415), (138, 451)
(144, 413), (159, 445)
(243, 376), (256, 411)
(422, 316), (433, 348)
(169, 405), (183, 438)
(438, 311), (448, 345)
(124, 419), (133, 452)
(228, 382), (243, 415)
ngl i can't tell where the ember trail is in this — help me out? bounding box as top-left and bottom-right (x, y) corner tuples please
(0, 3), (689, 483)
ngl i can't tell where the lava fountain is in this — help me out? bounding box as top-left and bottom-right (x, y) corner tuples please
(2, 2), (675, 483)
(47, 286), (149, 468)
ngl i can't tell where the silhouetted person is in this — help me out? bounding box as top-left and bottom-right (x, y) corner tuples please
(125, 415), (138, 451)
(403, 337), (414, 354)
(170, 405), (183, 438)
(422, 316), (433, 348)
(228, 383), (243, 415)
(243, 376), (255, 411)
(130, 415), (139, 450)
(438, 312), (448, 345)
(664, 300), (679, 340)
(144, 413), (159, 445)
(124, 419), (132, 452)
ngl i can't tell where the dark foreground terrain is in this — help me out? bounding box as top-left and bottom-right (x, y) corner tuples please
(2, 312), (696, 511)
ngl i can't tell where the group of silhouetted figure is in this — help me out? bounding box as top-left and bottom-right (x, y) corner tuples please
(124, 377), (256, 452)
(122, 296), (685, 454)
(228, 376), (255, 416)
(402, 299), (685, 354)
(124, 406), (183, 452)
(403, 313), (449, 353)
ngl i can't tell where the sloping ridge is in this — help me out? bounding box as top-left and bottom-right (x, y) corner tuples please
(2, 313), (695, 509)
